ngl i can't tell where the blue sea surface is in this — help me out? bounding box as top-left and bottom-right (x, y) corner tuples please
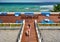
(0, 3), (54, 12)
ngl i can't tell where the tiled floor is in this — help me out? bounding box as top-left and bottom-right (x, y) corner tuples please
(0, 30), (19, 42)
(40, 30), (60, 42)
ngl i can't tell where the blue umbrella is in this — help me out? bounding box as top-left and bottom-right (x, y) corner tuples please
(24, 12), (34, 16)
(41, 12), (50, 17)
(15, 12), (21, 16)
(2, 12), (7, 16)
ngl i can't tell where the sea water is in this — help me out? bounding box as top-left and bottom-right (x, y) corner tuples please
(0, 3), (53, 12)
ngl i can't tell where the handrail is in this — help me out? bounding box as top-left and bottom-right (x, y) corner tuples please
(35, 20), (42, 42)
(0, 23), (23, 30)
(16, 20), (25, 42)
(16, 23), (23, 42)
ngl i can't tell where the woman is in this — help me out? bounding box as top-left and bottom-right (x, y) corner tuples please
(25, 24), (31, 36)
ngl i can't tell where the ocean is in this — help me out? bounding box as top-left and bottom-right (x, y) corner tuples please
(0, 3), (54, 12)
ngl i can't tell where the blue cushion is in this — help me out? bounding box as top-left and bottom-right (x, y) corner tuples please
(41, 19), (54, 24)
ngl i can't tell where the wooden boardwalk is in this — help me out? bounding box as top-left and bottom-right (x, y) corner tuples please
(21, 19), (38, 42)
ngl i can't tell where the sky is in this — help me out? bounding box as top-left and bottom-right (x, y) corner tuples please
(0, 0), (60, 3)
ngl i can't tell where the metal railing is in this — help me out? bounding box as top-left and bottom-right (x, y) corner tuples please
(16, 23), (23, 42)
(16, 20), (25, 42)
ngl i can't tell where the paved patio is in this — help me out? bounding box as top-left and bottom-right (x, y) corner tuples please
(0, 29), (20, 42)
(40, 30), (60, 42)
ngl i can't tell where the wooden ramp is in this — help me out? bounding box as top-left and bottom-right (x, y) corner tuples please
(21, 19), (38, 42)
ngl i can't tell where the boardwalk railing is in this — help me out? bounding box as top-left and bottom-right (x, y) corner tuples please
(0, 23), (23, 30)
(37, 23), (60, 26)
(0, 23), (22, 27)
(37, 23), (60, 30)
(17, 20), (25, 42)
(35, 20), (42, 42)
